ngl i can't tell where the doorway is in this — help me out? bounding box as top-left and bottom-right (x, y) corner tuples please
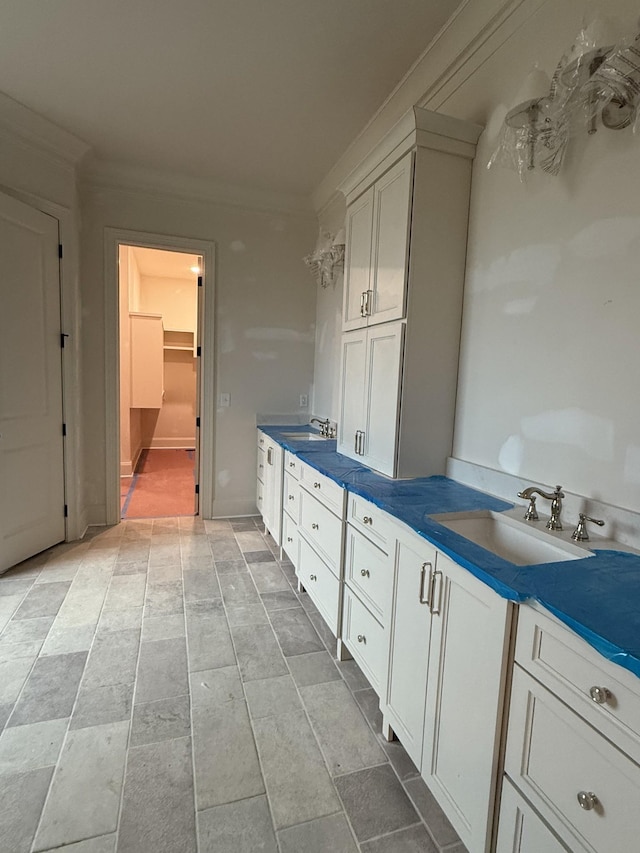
(118, 245), (201, 519)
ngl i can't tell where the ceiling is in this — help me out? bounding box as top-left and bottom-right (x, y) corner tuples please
(0, 0), (462, 197)
(131, 247), (201, 280)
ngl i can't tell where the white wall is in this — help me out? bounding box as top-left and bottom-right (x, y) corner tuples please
(313, 0), (640, 514)
(81, 184), (317, 521)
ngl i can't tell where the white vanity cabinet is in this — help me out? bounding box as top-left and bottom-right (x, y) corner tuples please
(297, 462), (346, 642)
(256, 430), (283, 547)
(281, 451), (300, 567)
(341, 496), (395, 696)
(384, 522), (513, 853)
(338, 107), (482, 478)
(498, 605), (640, 853)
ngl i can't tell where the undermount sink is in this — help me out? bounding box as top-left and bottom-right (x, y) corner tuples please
(279, 431), (329, 442)
(430, 510), (593, 566)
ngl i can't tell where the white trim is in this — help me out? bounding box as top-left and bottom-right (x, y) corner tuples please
(0, 91), (90, 169)
(104, 228), (216, 525)
(147, 439), (196, 450)
(85, 158), (313, 215)
(312, 0), (547, 211)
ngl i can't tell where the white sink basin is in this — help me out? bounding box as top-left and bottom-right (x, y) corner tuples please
(431, 510), (593, 565)
(279, 432), (329, 442)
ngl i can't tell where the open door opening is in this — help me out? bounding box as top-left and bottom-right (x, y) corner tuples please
(118, 245), (201, 519)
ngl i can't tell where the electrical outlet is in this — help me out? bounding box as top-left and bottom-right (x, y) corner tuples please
(299, 394), (308, 407)
(219, 393), (230, 407)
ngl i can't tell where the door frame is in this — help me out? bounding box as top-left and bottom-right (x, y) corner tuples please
(104, 228), (216, 525)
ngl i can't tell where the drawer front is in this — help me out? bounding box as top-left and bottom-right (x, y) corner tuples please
(342, 588), (388, 696)
(299, 462), (345, 515)
(257, 446), (265, 483)
(505, 666), (640, 853)
(347, 493), (395, 553)
(283, 472), (300, 523)
(256, 477), (264, 516)
(344, 526), (393, 624)
(284, 450), (300, 480)
(298, 537), (340, 636)
(516, 606), (640, 763)
(299, 489), (343, 576)
(257, 429), (267, 450)
(496, 778), (575, 853)
(282, 512), (299, 568)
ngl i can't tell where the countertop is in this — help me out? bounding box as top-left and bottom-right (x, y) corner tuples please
(259, 424), (640, 679)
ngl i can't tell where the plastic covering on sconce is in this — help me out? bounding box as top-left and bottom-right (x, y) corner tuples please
(303, 228), (345, 289)
(580, 26), (640, 132)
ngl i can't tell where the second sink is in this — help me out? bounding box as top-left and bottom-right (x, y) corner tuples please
(430, 510), (593, 566)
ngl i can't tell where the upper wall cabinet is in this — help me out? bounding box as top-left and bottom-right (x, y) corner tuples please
(338, 107), (483, 477)
(343, 155), (413, 332)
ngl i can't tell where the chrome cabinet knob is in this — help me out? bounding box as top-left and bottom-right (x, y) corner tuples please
(577, 791), (598, 811)
(287, 536), (293, 543)
(309, 574), (317, 581)
(360, 569), (370, 578)
(357, 634), (366, 643)
(289, 462), (295, 467)
(363, 516), (373, 525)
(311, 523), (319, 530)
(313, 482), (321, 489)
(589, 686), (611, 705)
(288, 494), (294, 500)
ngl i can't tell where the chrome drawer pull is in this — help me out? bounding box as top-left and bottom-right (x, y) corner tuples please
(363, 516), (373, 525)
(311, 523), (319, 530)
(577, 791), (598, 811)
(288, 495), (295, 500)
(589, 686), (611, 705)
(313, 482), (321, 489)
(360, 569), (370, 578)
(309, 574), (317, 581)
(419, 562), (432, 605)
(357, 634), (366, 644)
(289, 462), (295, 467)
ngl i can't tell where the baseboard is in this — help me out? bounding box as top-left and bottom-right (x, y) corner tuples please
(208, 498), (260, 519)
(147, 439), (196, 450)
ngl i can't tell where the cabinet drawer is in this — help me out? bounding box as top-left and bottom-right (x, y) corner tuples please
(346, 493), (395, 553)
(505, 666), (640, 853)
(283, 472), (299, 522)
(299, 489), (343, 576)
(298, 537), (340, 636)
(282, 512), (298, 568)
(344, 526), (393, 624)
(342, 588), (388, 696)
(516, 606), (640, 764)
(496, 778), (575, 853)
(284, 450), (300, 480)
(257, 429), (267, 449)
(257, 446), (265, 483)
(256, 477), (264, 515)
(299, 462), (345, 516)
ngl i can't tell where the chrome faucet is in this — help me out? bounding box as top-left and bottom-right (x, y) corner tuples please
(517, 484), (565, 530)
(310, 417), (331, 437)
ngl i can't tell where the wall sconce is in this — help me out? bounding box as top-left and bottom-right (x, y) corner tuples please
(504, 66), (552, 171)
(304, 228), (346, 289)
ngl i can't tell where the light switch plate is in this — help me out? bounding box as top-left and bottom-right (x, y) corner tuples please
(299, 394), (308, 407)
(219, 393), (230, 407)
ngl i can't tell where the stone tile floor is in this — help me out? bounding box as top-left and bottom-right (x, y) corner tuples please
(0, 516), (469, 853)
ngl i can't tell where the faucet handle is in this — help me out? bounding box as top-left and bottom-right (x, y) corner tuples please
(522, 495), (539, 521)
(571, 513), (605, 542)
(554, 485), (565, 498)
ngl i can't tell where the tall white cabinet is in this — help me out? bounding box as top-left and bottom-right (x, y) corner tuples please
(338, 107), (482, 478)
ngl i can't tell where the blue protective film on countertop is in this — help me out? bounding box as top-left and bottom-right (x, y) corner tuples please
(259, 425), (640, 679)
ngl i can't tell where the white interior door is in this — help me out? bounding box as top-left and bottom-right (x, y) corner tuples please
(0, 191), (65, 573)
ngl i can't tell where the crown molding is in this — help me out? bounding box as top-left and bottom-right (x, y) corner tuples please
(0, 90), (90, 170)
(82, 158), (315, 216)
(312, 0), (547, 212)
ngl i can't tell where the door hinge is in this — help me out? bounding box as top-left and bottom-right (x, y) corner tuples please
(196, 345), (201, 357)
(64, 504), (68, 518)
(60, 333), (69, 348)
(197, 275), (203, 287)
(58, 244), (63, 259)
(195, 484), (200, 495)
(62, 423), (67, 437)
(196, 416), (200, 428)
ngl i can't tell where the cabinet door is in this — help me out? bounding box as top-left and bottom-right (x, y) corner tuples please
(263, 438), (283, 546)
(385, 530), (436, 769)
(343, 186), (374, 332)
(421, 551), (511, 853)
(337, 328), (366, 461)
(369, 153), (413, 327)
(361, 322), (404, 477)
(496, 779), (572, 853)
